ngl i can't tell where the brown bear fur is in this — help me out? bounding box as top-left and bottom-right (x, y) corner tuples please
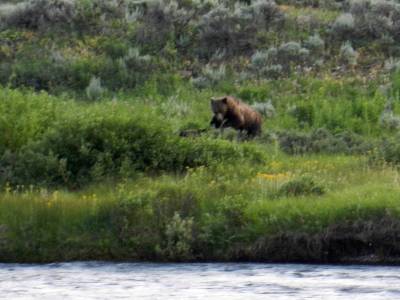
(210, 96), (262, 137)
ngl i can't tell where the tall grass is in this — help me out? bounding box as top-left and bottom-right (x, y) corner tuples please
(0, 154), (399, 262)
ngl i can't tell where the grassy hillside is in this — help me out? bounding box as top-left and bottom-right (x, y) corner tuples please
(1, 0), (400, 263)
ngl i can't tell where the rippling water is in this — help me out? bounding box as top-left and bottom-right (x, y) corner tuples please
(1, 262), (400, 299)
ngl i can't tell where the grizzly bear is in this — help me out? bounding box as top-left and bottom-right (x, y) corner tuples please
(210, 96), (262, 137)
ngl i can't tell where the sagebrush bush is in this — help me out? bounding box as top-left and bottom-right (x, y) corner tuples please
(279, 41), (302, 61)
(379, 111), (400, 131)
(384, 58), (400, 74)
(191, 64), (226, 88)
(197, 4), (247, 58)
(163, 213), (194, 260)
(250, 40), (312, 77)
(252, 100), (276, 118)
(134, 0), (191, 52)
(251, 49), (283, 78)
(251, 50), (270, 69)
(86, 76), (104, 100)
(196, 0), (284, 58)
(1, 0), (76, 30)
(277, 128), (373, 155)
(340, 41), (358, 67)
(332, 0), (400, 42)
(245, 0), (285, 28)
(331, 13), (354, 40)
(304, 34), (325, 57)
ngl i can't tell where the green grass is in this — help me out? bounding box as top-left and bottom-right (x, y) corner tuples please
(0, 153), (399, 262)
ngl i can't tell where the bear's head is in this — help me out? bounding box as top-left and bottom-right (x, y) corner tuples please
(210, 97), (228, 115)
(210, 97), (228, 128)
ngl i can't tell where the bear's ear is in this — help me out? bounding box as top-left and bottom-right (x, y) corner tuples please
(222, 97), (228, 104)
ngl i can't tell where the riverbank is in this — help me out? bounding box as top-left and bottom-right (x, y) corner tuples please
(1, 151), (400, 264)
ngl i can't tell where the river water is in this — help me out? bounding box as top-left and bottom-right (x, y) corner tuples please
(0, 262), (399, 299)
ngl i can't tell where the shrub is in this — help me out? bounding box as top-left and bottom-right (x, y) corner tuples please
(376, 134), (400, 165)
(384, 58), (400, 74)
(251, 43), (310, 78)
(0, 91), (266, 187)
(331, 13), (354, 40)
(245, 0), (285, 28)
(350, 0), (399, 39)
(251, 50), (270, 69)
(197, 5), (247, 58)
(6, 50), (80, 91)
(288, 103), (315, 126)
(4, 45), (156, 93)
(251, 48), (284, 78)
(277, 128), (373, 155)
(190, 76), (210, 89)
(163, 213), (194, 260)
(379, 111), (400, 131)
(191, 64), (226, 88)
(332, 0), (400, 42)
(262, 64), (284, 79)
(252, 100), (276, 118)
(278, 41), (302, 62)
(85, 76), (104, 101)
(1, 0), (76, 30)
(278, 175), (325, 197)
(196, 0), (284, 58)
(304, 34), (325, 57)
(111, 48), (153, 89)
(339, 41), (358, 67)
(134, 0), (191, 53)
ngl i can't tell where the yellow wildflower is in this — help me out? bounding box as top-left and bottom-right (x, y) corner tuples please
(256, 172), (290, 181)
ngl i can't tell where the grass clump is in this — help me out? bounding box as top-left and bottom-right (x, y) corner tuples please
(278, 175), (325, 196)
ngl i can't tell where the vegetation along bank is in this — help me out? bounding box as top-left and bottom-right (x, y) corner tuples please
(1, 0), (400, 263)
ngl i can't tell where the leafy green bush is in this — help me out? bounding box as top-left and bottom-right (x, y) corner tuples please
(288, 102), (315, 127)
(2, 46), (157, 93)
(0, 89), (266, 187)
